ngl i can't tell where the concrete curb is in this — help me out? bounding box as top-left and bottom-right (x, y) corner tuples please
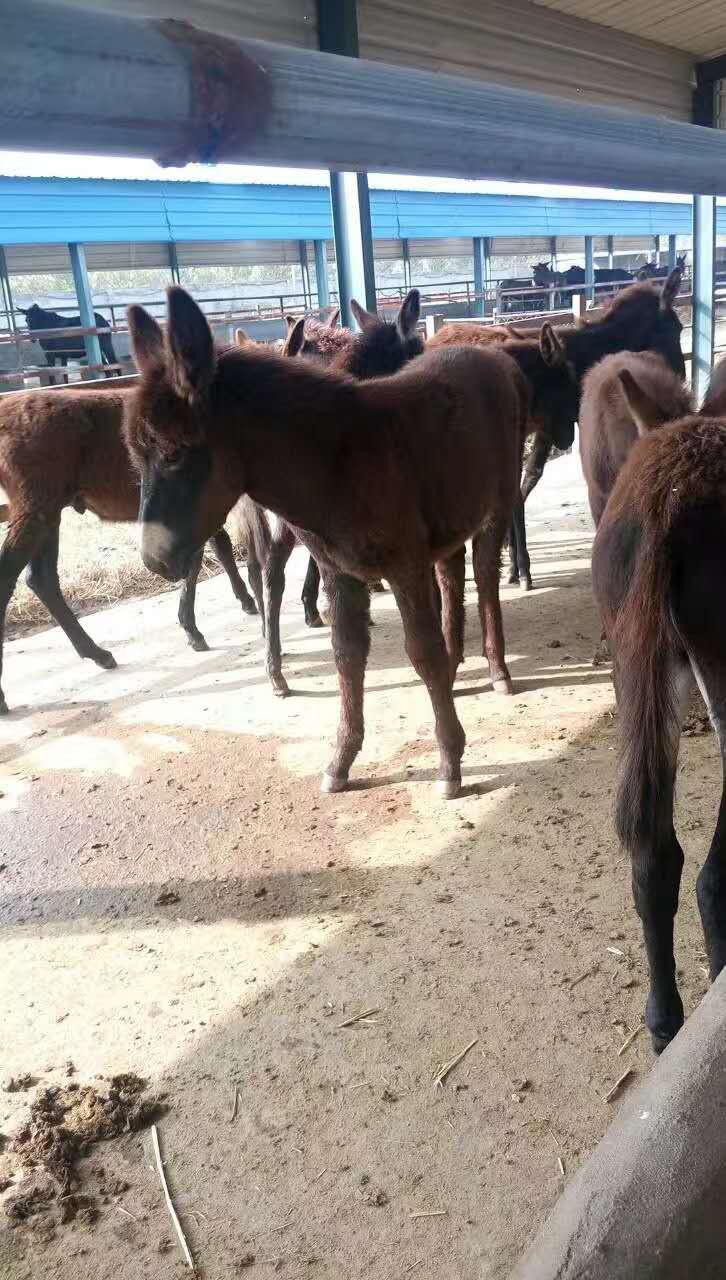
(511, 969), (726, 1280)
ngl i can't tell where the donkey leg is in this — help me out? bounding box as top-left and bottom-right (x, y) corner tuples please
(0, 514), (63, 713)
(390, 569), (466, 798)
(177, 547), (209, 652)
(210, 528), (257, 616)
(322, 572), (371, 794)
(681, 657), (726, 983)
(511, 495), (532, 591)
(472, 521), (513, 695)
(25, 522), (117, 671)
(621, 654), (693, 1053)
(507, 524), (519, 585)
(301, 555), (324, 628)
(264, 527), (295, 696)
(434, 547), (466, 685)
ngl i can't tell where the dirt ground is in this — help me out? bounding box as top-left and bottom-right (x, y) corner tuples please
(0, 449), (718, 1280)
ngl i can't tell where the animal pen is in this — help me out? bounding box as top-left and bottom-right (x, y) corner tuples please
(3, 2), (726, 1278)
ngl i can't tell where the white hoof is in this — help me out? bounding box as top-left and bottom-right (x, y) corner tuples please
(436, 778), (462, 800)
(492, 677), (514, 695)
(321, 772), (348, 794)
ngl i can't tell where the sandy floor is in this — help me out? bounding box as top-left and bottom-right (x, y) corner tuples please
(0, 450), (718, 1280)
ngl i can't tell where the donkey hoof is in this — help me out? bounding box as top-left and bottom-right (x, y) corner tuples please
(436, 778), (461, 800)
(271, 676), (290, 698)
(519, 577), (533, 592)
(370, 580), (386, 593)
(305, 612), (325, 629)
(240, 598), (258, 616)
(507, 572), (519, 586)
(321, 772), (348, 794)
(492, 676), (514, 695)
(0, 694), (8, 715)
(187, 633), (209, 653)
(94, 648), (118, 670)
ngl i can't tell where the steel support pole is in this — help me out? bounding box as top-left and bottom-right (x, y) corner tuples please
(692, 194), (715, 402)
(401, 238), (412, 289)
(168, 241), (181, 285)
(584, 235), (594, 306)
(68, 242), (103, 368)
(668, 233), (677, 270)
(298, 239), (312, 308)
(473, 236), (489, 317)
(329, 172), (377, 325)
(313, 239), (330, 308)
(0, 245), (16, 331)
(607, 235), (614, 269)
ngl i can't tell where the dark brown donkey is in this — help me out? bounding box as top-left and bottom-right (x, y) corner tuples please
(261, 290), (424, 695)
(428, 270), (685, 588)
(125, 288), (577, 798)
(591, 356), (726, 1052)
(0, 385), (265, 714)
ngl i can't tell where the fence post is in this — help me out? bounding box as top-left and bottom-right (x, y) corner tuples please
(401, 237), (412, 289)
(68, 242), (103, 371)
(298, 239), (312, 309)
(693, 194), (715, 401)
(314, 239), (330, 307)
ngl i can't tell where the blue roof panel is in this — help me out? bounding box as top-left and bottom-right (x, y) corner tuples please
(0, 175), (709, 246)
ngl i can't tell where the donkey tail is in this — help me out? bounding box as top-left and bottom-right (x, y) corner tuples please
(229, 496), (271, 569)
(612, 523), (680, 853)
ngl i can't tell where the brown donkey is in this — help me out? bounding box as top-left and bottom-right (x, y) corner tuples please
(260, 290), (424, 695)
(579, 350), (692, 528)
(0, 385), (265, 714)
(125, 288), (577, 798)
(592, 356), (726, 1051)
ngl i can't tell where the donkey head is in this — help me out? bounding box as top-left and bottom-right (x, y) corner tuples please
(342, 289), (423, 379)
(532, 323), (579, 450)
(617, 363), (693, 437)
(126, 289), (240, 582)
(531, 262), (553, 287)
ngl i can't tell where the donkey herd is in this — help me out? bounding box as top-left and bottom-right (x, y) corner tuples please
(2, 263), (726, 1056)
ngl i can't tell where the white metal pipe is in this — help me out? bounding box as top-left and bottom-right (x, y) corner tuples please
(692, 194), (716, 402)
(6, 1), (726, 194)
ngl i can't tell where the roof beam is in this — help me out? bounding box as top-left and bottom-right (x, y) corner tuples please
(4, 0), (726, 195)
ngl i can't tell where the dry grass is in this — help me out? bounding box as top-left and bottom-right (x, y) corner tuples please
(4, 508), (230, 637)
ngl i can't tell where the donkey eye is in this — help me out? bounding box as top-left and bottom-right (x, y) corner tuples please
(163, 448), (185, 470)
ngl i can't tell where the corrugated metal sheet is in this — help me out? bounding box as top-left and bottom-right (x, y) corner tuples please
(530, 1), (726, 59)
(5, 177), (726, 269)
(358, 0), (693, 120)
(62, 0), (317, 48)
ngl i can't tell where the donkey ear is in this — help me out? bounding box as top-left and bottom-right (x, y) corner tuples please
(326, 308), (341, 328)
(165, 286), (214, 399)
(285, 314), (298, 333)
(283, 317), (306, 357)
(618, 369), (665, 435)
(127, 305), (164, 376)
(350, 299), (378, 333)
(539, 322), (565, 367)
(661, 268), (681, 311)
(396, 289), (421, 338)
(234, 327), (251, 347)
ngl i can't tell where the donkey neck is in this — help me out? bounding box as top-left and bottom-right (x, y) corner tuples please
(214, 352), (361, 533)
(566, 312), (659, 379)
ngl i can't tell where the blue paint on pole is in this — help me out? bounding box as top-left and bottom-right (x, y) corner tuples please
(69, 242), (103, 369)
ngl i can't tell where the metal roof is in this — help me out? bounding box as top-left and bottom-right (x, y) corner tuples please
(0, 176), (705, 250)
(530, 0), (726, 58)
